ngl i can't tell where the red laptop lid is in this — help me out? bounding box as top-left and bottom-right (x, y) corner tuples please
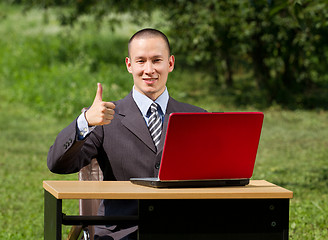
(159, 112), (264, 181)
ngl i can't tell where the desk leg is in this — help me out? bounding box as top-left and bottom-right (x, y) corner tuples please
(44, 190), (62, 240)
(138, 199), (289, 240)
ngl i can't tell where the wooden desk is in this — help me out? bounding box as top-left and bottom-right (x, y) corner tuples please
(43, 180), (293, 240)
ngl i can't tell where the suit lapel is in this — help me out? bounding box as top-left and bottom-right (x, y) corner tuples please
(117, 93), (180, 155)
(118, 93), (157, 153)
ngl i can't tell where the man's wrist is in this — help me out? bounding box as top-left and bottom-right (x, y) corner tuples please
(77, 111), (95, 140)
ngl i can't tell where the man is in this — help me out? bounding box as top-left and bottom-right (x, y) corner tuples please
(47, 28), (206, 240)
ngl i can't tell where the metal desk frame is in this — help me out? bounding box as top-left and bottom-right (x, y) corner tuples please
(43, 180), (293, 240)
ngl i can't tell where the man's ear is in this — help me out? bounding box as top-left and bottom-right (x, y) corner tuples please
(169, 55), (175, 72)
(125, 57), (132, 73)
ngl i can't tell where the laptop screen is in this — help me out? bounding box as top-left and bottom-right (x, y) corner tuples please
(158, 112), (264, 181)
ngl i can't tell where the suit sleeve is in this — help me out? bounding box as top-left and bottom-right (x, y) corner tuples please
(47, 118), (102, 174)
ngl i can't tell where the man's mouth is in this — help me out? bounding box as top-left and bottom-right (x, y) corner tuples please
(143, 78), (158, 84)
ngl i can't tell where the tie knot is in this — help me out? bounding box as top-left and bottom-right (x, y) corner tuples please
(150, 103), (158, 113)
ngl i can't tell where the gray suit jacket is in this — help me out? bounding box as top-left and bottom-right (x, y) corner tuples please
(47, 91), (206, 239)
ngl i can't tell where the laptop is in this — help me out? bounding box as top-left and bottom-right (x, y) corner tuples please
(130, 112), (264, 188)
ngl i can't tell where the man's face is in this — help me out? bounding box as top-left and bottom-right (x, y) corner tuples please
(126, 37), (175, 101)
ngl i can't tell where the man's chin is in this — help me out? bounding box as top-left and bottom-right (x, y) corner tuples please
(143, 89), (162, 100)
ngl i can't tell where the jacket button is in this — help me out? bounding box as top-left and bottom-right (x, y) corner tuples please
(155, 161), (160, 169)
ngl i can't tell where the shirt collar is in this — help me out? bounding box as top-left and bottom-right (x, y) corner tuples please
(132, 87), (169, 117)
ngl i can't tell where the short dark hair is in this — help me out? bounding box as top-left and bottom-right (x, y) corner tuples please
(128, 28), (171, 57)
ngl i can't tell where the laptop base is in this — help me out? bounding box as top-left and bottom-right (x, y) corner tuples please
(130, 178), (249, 188)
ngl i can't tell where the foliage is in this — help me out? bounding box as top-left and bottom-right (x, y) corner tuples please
(0, 4), (132, 118)
(165, 0), (328, 108)
(9, 0), (328, 109)
(0, 3), (225, 119)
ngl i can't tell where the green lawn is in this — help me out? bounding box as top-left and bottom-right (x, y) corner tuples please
(0, 3), (327, 239)
(0, 94), (78, 239)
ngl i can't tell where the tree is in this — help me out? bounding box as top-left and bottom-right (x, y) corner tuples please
(165, 0), (328, 107)
(12, 0), (328, 108)
(245, 0), (328, 107)
(165, 0), (246, 88)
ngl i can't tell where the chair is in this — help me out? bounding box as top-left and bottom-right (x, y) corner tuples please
(67, 158), (103, 240)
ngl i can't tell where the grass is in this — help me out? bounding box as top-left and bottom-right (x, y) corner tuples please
(0, 94), (79, 239)
(253, 110), (328, 239)
(0, 3), (327, 239)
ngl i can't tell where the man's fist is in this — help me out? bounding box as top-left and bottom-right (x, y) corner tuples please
(85, 83), (115, 126)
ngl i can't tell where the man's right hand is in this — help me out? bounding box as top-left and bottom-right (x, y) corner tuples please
(85, 83), (116, 126)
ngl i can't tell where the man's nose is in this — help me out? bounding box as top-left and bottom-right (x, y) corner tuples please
(144, 61), (154, 74)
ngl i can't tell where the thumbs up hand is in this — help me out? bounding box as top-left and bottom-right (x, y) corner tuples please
(85, 83), (116, 126)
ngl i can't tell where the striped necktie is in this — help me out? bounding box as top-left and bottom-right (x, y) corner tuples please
(148, 103), (162, 149)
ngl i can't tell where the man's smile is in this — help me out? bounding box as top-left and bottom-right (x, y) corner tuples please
(143, 77), (158, 83)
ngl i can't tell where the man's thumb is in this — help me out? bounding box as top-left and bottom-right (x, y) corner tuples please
(95, 83), (103, 102)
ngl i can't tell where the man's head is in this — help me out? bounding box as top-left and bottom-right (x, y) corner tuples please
(126, 28), (175, 101)
(128, 28), (171, 58)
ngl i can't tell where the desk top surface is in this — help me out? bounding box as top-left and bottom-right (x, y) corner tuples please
(43, 180), (293, 200)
